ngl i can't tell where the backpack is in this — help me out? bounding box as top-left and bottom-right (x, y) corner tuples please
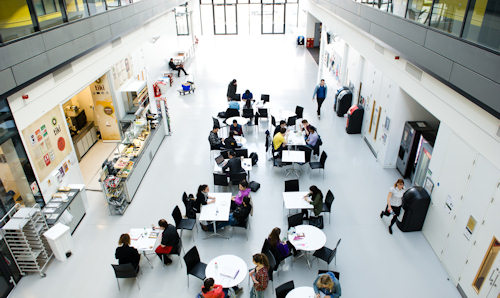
(249, 181), (261, 192)
(249, 152), (258, 166)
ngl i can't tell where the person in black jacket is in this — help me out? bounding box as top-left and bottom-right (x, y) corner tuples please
(194, 184), (216, 213)
(115, 233), (141, 271)
(224, 131), (240, 149)
(169, 58), (188, 77)
(227, 79), (237, 101)
(222, 150), (243, 175)
(156, 219), (180, 265)
(273, 120), (287, 136)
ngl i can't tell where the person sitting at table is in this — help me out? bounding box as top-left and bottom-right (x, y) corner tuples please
(313, 271), (342, 298)
(155, 219), (180, 265)
(224, 131), (240, 150)
(306, 126), (320, 148)
(273, 120), (287, 136)
(228, 98), (240, 111)
(209, 127), (225, 150)
(267, 227), (298, 266)
(302, 185), (323, 220)
(231, 180), (250, 210)
(229, 119), (244, 136)
(301, 119), (311, 137)
(273, 127), (287, 157)
(242, 89), (253, 101)
(194, 184), (216, 213)
(115, 233), (140, 272)
(169, 58), (188, 77)
(202, 196), (252, 231)
(201, 277), (228, 298)
(222, 150), (243, 176)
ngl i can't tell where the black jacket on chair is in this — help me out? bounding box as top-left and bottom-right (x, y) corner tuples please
(115, 245), (140, 269)
(222, 157), (243, 175)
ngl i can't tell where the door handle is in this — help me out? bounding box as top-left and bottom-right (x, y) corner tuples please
(489, 268), (499, 284)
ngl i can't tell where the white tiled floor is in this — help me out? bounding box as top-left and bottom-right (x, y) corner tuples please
(8, 35), (460, 298)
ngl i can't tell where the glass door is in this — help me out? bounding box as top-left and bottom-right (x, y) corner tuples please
(213, 3), (238, 34)
(261, 0), (286, 34)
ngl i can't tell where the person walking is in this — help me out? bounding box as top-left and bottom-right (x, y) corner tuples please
(312, 79), (327, 119)
(380, 179), (406, 234)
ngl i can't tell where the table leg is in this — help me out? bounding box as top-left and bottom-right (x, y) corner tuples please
(294, 250), (312, 269)
(203, 221), (229, 239)
(143, 251), (154, 268)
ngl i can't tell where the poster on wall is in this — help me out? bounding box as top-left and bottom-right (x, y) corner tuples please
(91, 74), (121, 141)
(111, 55), (133, 89)
(22, 106), (73, 182)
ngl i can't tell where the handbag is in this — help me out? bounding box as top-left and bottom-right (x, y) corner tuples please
(155, 245), (172, 254)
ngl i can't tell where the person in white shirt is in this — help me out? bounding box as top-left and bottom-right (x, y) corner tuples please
(380, 179), (406, 234)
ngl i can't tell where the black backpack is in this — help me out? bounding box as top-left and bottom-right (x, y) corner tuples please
(249, 152), (258, 166)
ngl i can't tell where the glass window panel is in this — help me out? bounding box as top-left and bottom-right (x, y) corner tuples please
(106, 0), (120, 10)
(273, 3), (285, 33)
(37, 0), (64, 30)
(200, 0), (212, 3)
(388, 0), (408, 17)
(87, 0), (107, 15)
(238, 0), (249, 3)
(226, 4), (237, 33)
(33, 0), (46, 15)
(214, 0), (224, 4)
(200, 4), (214, 35)
(227, 0), (237, 4)
(285, 3), (298, 32)
(406, 0), (432, 24)
(462, 0), (500, 50)
(262, 0), (273, 3)
(429, 0), (468, 36)
(262, 4), (273, 33)
(175, 8), (189, 35)
(65, 0), (88, 21)
(237, 3), (250, 34)
(0, 0), (36, 43)
(249, 3), (261, 34)
(250, 0), (261, 4)
(214, 4), (226, 34)
(287, 0), (298, 3)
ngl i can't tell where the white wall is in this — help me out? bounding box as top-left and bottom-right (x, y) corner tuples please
(7, 10), (182, 199)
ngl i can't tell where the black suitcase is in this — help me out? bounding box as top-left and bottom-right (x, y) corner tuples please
(336, 90), (352, 117)
(249, 181), (261, 192)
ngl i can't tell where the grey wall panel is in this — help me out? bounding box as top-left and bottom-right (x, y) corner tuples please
(107, 9), (123, 24)
(88, 14), (110, 31)
(0, 36), (45, 70)
(0, 69), (16, 95)
(121, 6), (136, 19)
(12, 53), (50, 85)
(450, 63), (500, 113)
(93, 27), (112, 45)
(42, 26), (76, 51)
(46, 42), (79, 68)
(369, 23), (453, 80)
(72, 32), (96, 53)
(425, 30), (500, 84)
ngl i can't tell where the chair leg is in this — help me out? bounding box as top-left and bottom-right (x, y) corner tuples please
(136, 276), (140, 290)
(187, 275), (190, 287)
(116, 278), (120, 291)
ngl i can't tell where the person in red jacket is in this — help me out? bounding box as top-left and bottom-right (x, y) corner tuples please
(201, 278), (228, 298)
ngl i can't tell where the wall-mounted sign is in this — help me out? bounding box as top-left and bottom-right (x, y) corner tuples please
(22, 106), (72, 182)
(464, 216), (476, 240)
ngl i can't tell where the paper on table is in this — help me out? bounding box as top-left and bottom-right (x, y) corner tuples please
(43, 208), (57, 213)
(219, 264), (239, 279)
(129, 230), (143, 240)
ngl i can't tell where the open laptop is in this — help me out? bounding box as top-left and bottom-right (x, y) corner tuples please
(215, 155), (227, 167)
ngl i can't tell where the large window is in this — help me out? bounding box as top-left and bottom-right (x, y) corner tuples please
(33, 0), (65, 30)
(406, 0), (433, 24)
(429, 0), (468, 36)
(0, 0), (36, 43)
(462, 0), (500, 50)
(175, 6), (190, 35)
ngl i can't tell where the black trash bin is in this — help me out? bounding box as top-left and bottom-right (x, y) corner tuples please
(397, 186), (431, 232)
(346, 104), (364, 134)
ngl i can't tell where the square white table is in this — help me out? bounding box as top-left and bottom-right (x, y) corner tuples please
(282, 150), (305, 178)
(199, 193), (232, 239)
(213, 158), (252, 178)
(129, 228), (160, 268)
(286, 131), (306, 147)
(283, 191), (312, 209)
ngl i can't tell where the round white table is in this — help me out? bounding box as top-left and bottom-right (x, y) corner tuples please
(286, 286), (316, 298)
(205, 255), (248, 288)
(288, 225), (327, 251)
(226, 116), (249, 126)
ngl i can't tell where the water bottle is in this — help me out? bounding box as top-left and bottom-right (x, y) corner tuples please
(214, 262), (218, 272)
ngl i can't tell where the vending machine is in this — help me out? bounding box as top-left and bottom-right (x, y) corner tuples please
(396, 121), (433, 178)
(411, 131), (437, 187)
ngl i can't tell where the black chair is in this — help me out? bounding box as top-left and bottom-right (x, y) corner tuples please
(183, 246), (207, 287)
(271, 115), (276, 128)
(213, 173), (229, 190)
(295, 106), (304, 119)
(284, 179), (299, 192)
(172, 205), (196, 238)
(276, 280), (295, 298)
(111, 264), (140, 291)
(261, 238), (271, 254)
(313, 238), (341, 269)
(261, 94), (270, 103)
(220, 150), (230, 159)
(230, 171), (247, 186)
(264, 249), (276, 284)
(225, 108), (240, 119)
(288, 213), (303, 228)
(235, 148), (248, 158)
(163, 238), (184, 267)
(258, 108), (268, 118)
(212, 117), (221, 129)
(318, 270), (340, 280)
(242, 108), (254, 119)
(310, 151), (327, 178)
(322, 190), (335, 223)
(234, 93), (241, 101)
(231, 216), (250, 240)
(182, 191), (191, 214)
(312, 136), (323, 156)
(287, 116), (297, 127)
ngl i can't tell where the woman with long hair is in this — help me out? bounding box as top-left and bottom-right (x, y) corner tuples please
(115, 233), (140, 271)
(194, 184), (216, 213)
(380, 179), (406, 234)
(249, 253), (269, 298)
(302, 185), (323, 219)
(313, 271), (342, 298)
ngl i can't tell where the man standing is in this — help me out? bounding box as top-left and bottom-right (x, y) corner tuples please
(169, 58), (188, 77)
(312, 79), (327, 119)
(227, 79), (237, 101)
